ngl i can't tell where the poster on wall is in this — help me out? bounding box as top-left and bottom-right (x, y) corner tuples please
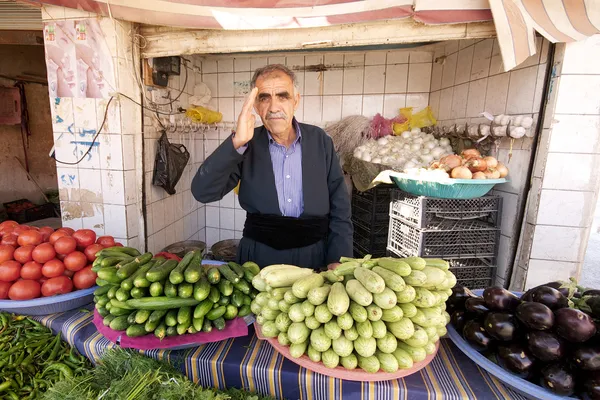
(44, 19), (115, 99)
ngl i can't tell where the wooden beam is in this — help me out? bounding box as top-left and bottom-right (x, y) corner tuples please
(139, 19), (496, 58)
(0, 30), (43, 46)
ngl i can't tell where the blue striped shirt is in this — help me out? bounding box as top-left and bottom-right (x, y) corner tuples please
(236, 119), (304, 217)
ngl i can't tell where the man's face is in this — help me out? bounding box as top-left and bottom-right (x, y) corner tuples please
(254, 72), (300, 136)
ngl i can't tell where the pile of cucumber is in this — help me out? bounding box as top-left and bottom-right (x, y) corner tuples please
(93, 247), (260, 339)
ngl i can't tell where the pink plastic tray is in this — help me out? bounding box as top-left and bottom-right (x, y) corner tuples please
(93, 310), (248, 350)
(255, 323), (439, 382)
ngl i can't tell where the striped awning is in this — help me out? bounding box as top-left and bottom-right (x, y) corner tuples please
(490, 0), (600, 70)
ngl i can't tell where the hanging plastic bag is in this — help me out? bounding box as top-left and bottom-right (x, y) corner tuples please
(392, 106), (437, 134)
(152, 131), (190, 195)
(185, 106), (223, 124)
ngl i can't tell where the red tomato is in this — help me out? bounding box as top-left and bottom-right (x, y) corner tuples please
(32, 243), (56, 264)
(20, 261), (43, 280)
(39, 277), (48, 284)
(54, 236), (77, 255)
(0, 244), (15, 263)
(56, 253), (67, 262)
(56, 227), (75, 236)
(0, 281), (11, 299)
(63, 269), (75, 278)
(13, 226), (31, 236)
(0, 260), (21, 282)
(72, 229), (96, 249)
(1, 234), (18, 247)
(13, 245), (34, 264)
(63, 251), (87, 272)
(41, 276), (73, 297)
(38, 227), (54, 242)
(96, 236), (116, 248)
(17, 230), (42, 247)
(8, 280), (41, 300)
(42, 259), (65, 278)
(49, 230), (70, 245)
(73, 266), (97, 289)
(0, 220), (18, 233)
(84, 244), (104, 262)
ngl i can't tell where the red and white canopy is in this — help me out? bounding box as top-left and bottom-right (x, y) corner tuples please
(24, 0), (600, 70)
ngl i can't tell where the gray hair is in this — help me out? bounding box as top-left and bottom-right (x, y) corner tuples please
(251, 64), (297, 88)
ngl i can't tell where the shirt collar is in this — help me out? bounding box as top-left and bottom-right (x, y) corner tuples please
(267, 117), (302, 146)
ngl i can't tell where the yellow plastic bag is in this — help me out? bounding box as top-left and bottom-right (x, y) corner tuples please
(233, 181), (240, 195)
(392, 106), (437, 134)
(185, 106), (223, 124)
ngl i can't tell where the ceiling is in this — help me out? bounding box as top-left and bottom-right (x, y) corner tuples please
(0, 0), (42, 31)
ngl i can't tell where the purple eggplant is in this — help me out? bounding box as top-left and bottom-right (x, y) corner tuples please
(497, 343), (536, 378)
(529, 286), (569, 310)
(451, 310), (467, 333)
(527, 331), (565, 362)
(447, 285), (476, 312)
(516, 302), (555, 331)
(465, 297), (489, 317)
(483, 286), (521, 312)
(463, 320), (495, 352)
(572, 346), (600, 371)
(540, 363), (575, 396)
(555, 308), (597, 343)
(483, 313), (517, 342)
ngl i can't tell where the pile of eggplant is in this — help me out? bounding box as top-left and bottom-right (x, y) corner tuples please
(448, 280), (600, 399)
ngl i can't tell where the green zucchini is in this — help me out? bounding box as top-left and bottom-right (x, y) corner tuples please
(135, 309), (152, 324)
(207, 306), (226, 320)
(206, 268), (221, 284)
(149, 309), (168, 324)
(178, 282), (194, 298)
(169, 251), (197, 285)
(227, 262), (245, 278)
(213, 317), (226, 330)
(193, 278), (211, 301)
(130, 287), (148, 299)
(165, 310), (178, 327)
(126, 297), (200, 310)
(194, 299), (214, 319)
(184, 261), (204, 284)
(219, 264), (240, 283)
(164, 281), (178, 298)
(149, 282), (164, 297)
(147, 259), (178, 283)
(218, 279), (234, 297)
(121, 261), (156, 291)
(109, 315), (129, 331)
(177, 306), (192, 325)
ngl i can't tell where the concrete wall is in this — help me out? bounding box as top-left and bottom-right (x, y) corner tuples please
(512, 35), (600, 290)
(428, 37), (550, 287)
(0, 45), (57, 208)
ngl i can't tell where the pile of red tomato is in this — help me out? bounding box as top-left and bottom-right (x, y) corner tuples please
(0, 220), (123, 301)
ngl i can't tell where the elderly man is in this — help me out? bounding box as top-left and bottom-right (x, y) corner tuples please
(192, 64), (352, 270)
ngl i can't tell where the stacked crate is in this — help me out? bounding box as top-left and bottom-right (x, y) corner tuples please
(351, 185), (395, 258)
(387, 190), (502, 289)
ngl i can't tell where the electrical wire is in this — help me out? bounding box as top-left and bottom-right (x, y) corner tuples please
(53, 97), (114, 165)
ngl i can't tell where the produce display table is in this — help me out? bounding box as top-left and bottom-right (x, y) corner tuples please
(35, 305), (527, 400)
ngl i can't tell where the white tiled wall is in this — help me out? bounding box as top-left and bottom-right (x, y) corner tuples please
(143, 57), (206, 253)
(194, 48), (433, 248)
(427, 37), (550, 286)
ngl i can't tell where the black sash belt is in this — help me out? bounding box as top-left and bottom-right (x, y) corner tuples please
(243, 213), (329, 250)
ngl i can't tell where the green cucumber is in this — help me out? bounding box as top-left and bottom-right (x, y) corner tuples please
(218, 279), (234, 297)
(213, 317), (226, 330)
(127, 311), (138, 325)
(115, 288), (130, 302)
(177, 306), (192, 325)
(224, 304), (238, 320)
(202, 319), (213, 333)
(145, 318), (161, 333)
(177, 322), (190, 335)
(110, 299), (134, 309)
(164, 281), (178, 298)
(133, 271), (152, 288)
(121, 260), (156, 291)
(193, 278), (211, 301)
(103, 314), (116, 327)
(109, 315), (129, 331)
(130, 287), (148, 299)
(98, 267), (121, 284)
(208, 286), (220, 303)
(206, 268), (221, 284)
(147, 259), (178, 283)
(149, 282), (164, 297)
(238, 305), (251, 317)
(207, 306), (226, 320)
(169, 251), (197, 285)
(97, 307), (109, 317)
(184, 262), (204, 284)
(101, 256), (128, 269)
(219, 265), (240, 283)
(243, 269), (255, 283)
(96, 278), (111, 286)
(194, 299), (214, 319)
(94, 285), (112, 296)
(126, 324), (147, 337)
(97, 247), (140, 258)
(165, 310), (178, 327)
(107, 286), (118, 299)
(126, 297), (200, 310)
(231, 291), (244, 308)
(115, 257), (142, 280)
(109, 307), (131, 316)
(242, 261), (260, 275)
(96, 295), (110, 307)
(233, 280), (251, 295)
(154, 323), (167, 340)
(193, 317), (204, 332)
(178, 282), (194, 298)
(227, 262), (245, 278)
(135, 309), (152, 324)
(149, 309), (168, 324)
(104, 302), (112, 311)
(166, 326), (178, 337)
(218, 296), (230, 306)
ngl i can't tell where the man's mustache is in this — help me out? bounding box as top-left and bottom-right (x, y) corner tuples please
(267, 112), (287, 119)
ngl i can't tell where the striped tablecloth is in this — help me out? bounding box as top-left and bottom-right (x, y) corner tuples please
(35, 306), (526, 400)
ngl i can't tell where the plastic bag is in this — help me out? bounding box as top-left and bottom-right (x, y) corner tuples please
(185, 106), (222, 124)
(152, 131), (190, 195)
(392, 106), (437, 134)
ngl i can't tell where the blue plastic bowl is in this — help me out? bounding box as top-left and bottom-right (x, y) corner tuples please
(447, 290), (577, 400)
(0, 286), (97, 316)
(391, 174), (507, 199)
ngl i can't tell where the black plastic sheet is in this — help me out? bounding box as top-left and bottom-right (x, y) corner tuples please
(152, 131), (189, 195)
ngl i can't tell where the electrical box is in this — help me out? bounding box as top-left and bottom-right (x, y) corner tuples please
(152, 56), (180, 87)
(0, 87), (21, 125)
